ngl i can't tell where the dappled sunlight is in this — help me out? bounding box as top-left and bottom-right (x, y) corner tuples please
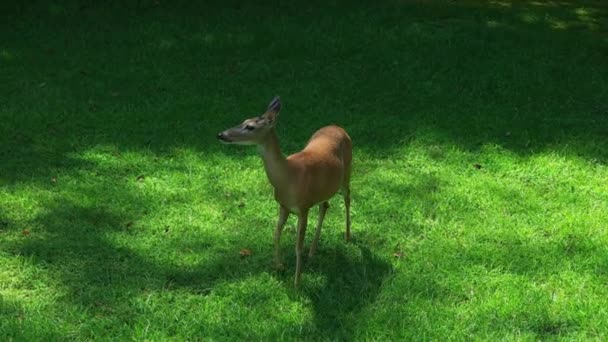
(520, 11), (541, 23)
(2, 136), (607, 338)
(489, 0), (513, 8)
(2, 0), (607, 338)
(574, 6), (601, 29)
(2, 113), (608, 335)
(157, 38), (176, 50)
(483, 0), (606, 31)
(190, 32), (256, 47)
(528, 0), (573, 7)
(65, 145), (275, 234)
(548, 17), (570, 29)
(1, 141), (393, 337)
(354, 139), (608, 258)
(486, 19), (503, 27)
(0, 49), (16, 61)
(575, 6), (596, 18)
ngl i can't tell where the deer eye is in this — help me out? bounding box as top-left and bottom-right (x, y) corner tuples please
(244, 124), (255, 131)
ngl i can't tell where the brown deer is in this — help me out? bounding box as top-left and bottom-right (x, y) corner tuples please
(217, 96), (352, 287)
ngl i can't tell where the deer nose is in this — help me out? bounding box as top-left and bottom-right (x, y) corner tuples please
(217, 132), (229, 142)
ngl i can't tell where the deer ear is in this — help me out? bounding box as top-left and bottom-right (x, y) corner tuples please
(267, 96), (281, 113)
(264, 96), (281, 123)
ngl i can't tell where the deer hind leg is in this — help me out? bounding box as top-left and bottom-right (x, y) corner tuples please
(341, 137), (353, 242)
(343, 185), (351, 241)
(273, 206), (289, 270)
(309, 201), (329, 258)
(294, 210), (309, 287)
(341, 164), (352, 242)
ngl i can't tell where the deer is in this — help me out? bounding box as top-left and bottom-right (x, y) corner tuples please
(217, 96), (352, 287)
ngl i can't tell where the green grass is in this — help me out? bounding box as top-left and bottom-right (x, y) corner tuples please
(1, 0), (608, 340)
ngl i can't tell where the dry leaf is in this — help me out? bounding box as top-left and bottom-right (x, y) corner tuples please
(239, 248), (252, 257)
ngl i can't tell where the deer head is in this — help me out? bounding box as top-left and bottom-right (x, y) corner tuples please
(217, 96), (281, 145)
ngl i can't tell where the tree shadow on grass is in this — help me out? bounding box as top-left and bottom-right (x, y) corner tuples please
(1, 0), (607, 190)
(2, 0), (608, 338)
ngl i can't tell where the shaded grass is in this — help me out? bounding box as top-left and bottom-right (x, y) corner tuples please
(1, 0), (608, 340)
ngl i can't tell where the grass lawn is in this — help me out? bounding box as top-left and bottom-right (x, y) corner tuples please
(1, 0), (608, 340)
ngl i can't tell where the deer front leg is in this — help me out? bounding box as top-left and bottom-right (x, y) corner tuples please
(309, 201), (329, 258)
(273, 206), (289, 270)
(294, 209), (309, 287)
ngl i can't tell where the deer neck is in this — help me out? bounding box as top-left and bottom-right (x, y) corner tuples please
(257, 128), (289, 191)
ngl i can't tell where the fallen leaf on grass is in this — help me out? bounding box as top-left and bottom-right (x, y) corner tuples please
(239, 248), (252, 257)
